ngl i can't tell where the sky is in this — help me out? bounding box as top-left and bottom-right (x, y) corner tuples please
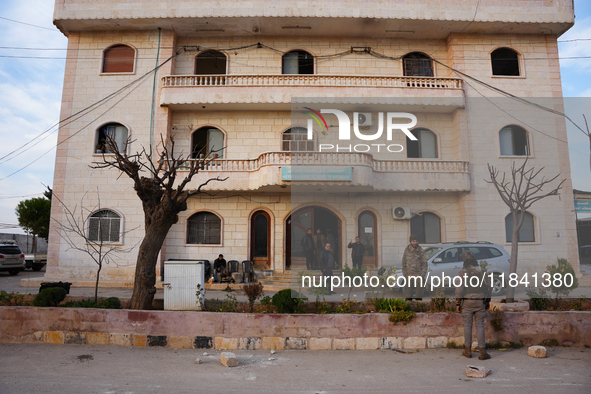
(0, 0), (590, 234)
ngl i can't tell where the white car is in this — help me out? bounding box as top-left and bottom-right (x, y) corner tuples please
(0, 242), (25, 276)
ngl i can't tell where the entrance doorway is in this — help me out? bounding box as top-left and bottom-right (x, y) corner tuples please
(286, 206), (341, 270)
(250, 211), (271, 269)
(358, 210), (378, 268)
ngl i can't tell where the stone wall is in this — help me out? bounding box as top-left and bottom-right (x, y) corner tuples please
(1, 307), (589, 350)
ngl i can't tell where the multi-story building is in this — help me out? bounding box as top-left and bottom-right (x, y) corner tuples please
(46, 0), (579, 285)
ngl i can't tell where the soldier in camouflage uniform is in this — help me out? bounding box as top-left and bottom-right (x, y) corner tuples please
(455, 252), (491, 360)
(401, 234), (428, 301)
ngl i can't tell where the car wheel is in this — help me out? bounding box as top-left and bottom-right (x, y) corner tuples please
(8, 270), (19, 276)
(32, 266), (43, 272)
(490, 273), (505, 296)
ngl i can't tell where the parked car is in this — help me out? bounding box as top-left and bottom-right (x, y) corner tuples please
(0, 242), (26, 275)
(382, 241), (511, 296)
(24, 253), (47, 271)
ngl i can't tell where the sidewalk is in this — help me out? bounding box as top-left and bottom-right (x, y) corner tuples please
(0, 343), (589, 393)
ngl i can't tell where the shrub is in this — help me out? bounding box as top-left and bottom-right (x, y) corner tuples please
(242, 282), (264, 313)
(388, 310), (416, 325)
(272, 289), (307, 313)
(373, 297), (410, 313)
(491, 307), (504, 331)
(33, 287), (67, 307)
(63, 299), (99, 308)
(99, 297), (121, 309)
(526, 287), (552, 311)
(546, 258), (579, 299)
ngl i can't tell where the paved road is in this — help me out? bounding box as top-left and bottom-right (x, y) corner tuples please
(0, 343), (589, 393)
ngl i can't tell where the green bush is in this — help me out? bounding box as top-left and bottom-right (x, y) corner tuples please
(33, 288), (67, 307)
(526, 287), (552, 310)
(272, 289), (307, 313)
(546, 258), (579, 299)
(99, 297), (121, 309)
(62, 299), (99, 308)
(373, 297), (410, 313)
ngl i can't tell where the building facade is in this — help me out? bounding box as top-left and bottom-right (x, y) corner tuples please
(47, 0), (579, 283)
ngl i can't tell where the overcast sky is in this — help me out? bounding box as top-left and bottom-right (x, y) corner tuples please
(0, 0), (590, 233)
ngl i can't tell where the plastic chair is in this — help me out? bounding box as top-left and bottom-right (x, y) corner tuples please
(242, 260), (255, 283)
(200, 260), (211, 281)
(221, 260), (240, 283)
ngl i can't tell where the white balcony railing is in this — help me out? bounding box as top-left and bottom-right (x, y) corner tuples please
(162, 75), (463, 90)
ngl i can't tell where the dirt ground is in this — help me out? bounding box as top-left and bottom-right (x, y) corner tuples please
(1, 343), (590, 394)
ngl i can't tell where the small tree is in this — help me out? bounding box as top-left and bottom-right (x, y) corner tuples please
(15, 196), (51, 253)
(546, 258), (579, 301)
(52, 192), (137, 303)
(487, 159), (565, 303)
(92, 135), (226, 310)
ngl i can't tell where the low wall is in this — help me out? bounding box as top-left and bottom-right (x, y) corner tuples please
(1, 307), (589, 350)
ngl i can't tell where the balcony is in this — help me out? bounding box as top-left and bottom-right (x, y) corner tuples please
(180, 152), (471, 192)
(159, 75), (465, 110)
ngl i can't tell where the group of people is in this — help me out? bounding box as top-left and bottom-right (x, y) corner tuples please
(301, 228), (338, 270)
(402, 234), (491, 360)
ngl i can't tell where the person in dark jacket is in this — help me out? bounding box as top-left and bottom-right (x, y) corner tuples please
(213, 254), (226, 283)
(301, 228), (315, 270)
(347, 236), (365, 270)
(455, 254), (491, 360)
(319, 243), (335, 294)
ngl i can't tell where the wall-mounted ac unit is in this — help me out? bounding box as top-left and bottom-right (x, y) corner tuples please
(357, 112), (373, 127)
(392, 206), (411, 220)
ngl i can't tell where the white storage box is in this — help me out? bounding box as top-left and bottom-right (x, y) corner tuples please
(163, 260), (205, 311)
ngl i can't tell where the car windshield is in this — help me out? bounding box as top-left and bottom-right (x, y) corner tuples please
(424, 247), (442, 259)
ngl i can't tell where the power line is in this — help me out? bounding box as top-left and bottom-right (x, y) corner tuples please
(0, 16), (59, 32)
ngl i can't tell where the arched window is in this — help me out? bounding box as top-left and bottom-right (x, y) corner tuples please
(96, 123), (128, 154)
(191, 127), (224, 158)
(406, 128), (437, 158)
(410, 212), (441, 244)
(88, 210), (121, 242)
(282, 50), (314, 75)
(102, 44), (135, 73)
(281, 127), (314, 152)
(195, 50), (227, 75)
(402, 52), (434, 77)
(491, 48), (520, 76)
(505, 212), (535, 242)
(499, 125), (529, 156)
(187, 212), (221, 244)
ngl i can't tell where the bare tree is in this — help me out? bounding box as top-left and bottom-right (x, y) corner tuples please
(53, 191), (137, 303)
(92, 136), (226, 310)
(486, 158), (565, 303)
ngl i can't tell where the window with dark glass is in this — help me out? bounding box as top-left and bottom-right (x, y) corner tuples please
(191, 127), (224, 158)
(402, 52), (434, 77)
(505, 211), (535, 242)
(253, 214), (268, 257)
(491, 48), (520, 76)
(88, 210), (121, 242)
(96, 123), (128, 154)
(358, 211), (375, 257)
(195, 50), (227, 74)
(187, 212), (221, 244)
(499, 125), (529, 156)
(282, 50), (314, 74)
(410, 212), (441, 244)
(102, 45), (135, 73)
(406, 128), (437, 158)
(281, 127), (314, 152)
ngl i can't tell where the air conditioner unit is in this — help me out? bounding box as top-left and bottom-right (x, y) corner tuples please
(392, 206), (411, 220)
(357, 112), (373, 127)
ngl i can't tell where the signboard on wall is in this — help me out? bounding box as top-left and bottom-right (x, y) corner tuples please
(575, 200), (591, 213)
(281, 166), (353, 181)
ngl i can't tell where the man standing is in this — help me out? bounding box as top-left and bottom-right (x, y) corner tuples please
(319, 242), (335, 294)
(314, 229), (326, 270)
(401, 234), (428, 301)
(301, 228), (315, 270)
(347, 236), (365, 270)
(213, 254), (226, 283)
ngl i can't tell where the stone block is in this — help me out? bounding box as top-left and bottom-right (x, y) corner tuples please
(356, 337), (379, 350)
(403, 337), (426, 350)
(262, 337), (285, 350)
(333, 338), (356, 350)
(147, 335), (168, 347)
(448, 337), (464, 346)
(238, 337), (262, 350)
(489, 301), (530, 311)
(220, 352), (238, 367)
(528, 346), (547, 358)
(44, 331), (64, 344)
(65, 332), (86, 345)
(168, 336), (193, 349)
(193, 336), (213, 349)
(133, 334), (147, 347)
(308, 337), (331, 350)
(466, 365), (491, 378)
(285, 337), (307, 350)
(380, 337), (404, 350)
(109, 333), (131, 347)
(86, 332), (109, 346)
(427, 336), (448, 349)
(33, 331), (43, 341)
(215, 337), (239, 350)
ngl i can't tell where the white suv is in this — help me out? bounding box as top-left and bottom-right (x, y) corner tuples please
(0, 242), (25, 276)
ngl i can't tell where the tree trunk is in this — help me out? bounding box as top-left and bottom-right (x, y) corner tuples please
(32, 234), (37, 254)
(506, 226), (520, 303)
(94, 262), (102, 304)
(130, 213), (177, 310)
